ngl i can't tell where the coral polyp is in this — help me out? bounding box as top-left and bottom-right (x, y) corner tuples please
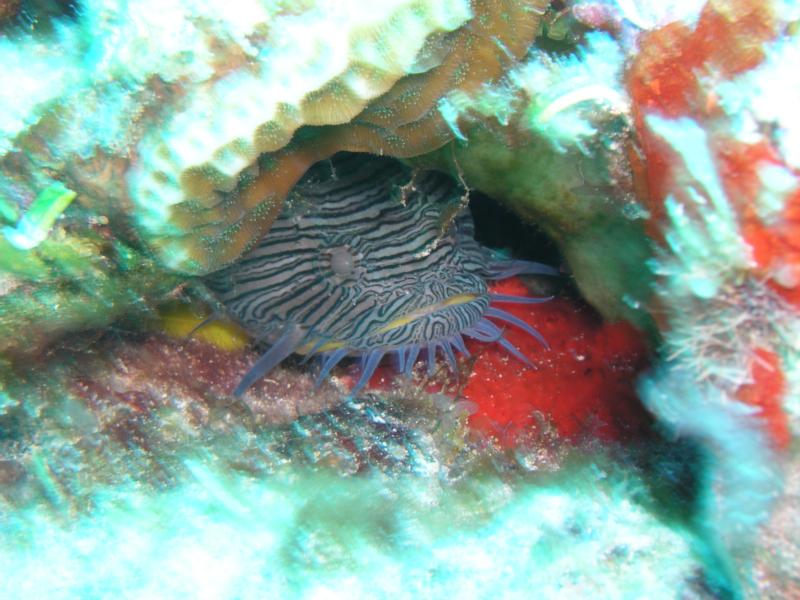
(205, 153), (553, 395)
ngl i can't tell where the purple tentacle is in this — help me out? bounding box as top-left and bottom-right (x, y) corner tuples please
(314, 347), (349, 387)
(351, 349), (386, 395)
(442, 339), (458, 373)
(462, 327), (491, 343)
(450, 333), (470, 357)
(426, 341), (438, 376)
(487, 259), (559, 280)
(497, 335), (535, 368)
(395, 347), (407, 374)
(463, 318), (504, 342)
(489, 293), (552, 304)
(484, 306), (549, 349)
(234, 325), (306, 396)
(299, 332), (330, 364)
(403, 345), (421, 377)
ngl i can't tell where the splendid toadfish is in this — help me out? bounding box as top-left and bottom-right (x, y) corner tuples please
(204, 153), (554, 396)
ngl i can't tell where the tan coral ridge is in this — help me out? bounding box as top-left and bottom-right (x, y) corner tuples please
(129, 0), (549, 273)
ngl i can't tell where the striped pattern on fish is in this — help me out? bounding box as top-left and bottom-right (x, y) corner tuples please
(204, 153), (555, 396)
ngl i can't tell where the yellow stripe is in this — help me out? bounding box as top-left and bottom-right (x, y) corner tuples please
(297, 293), (478, 354)
(375, 293), (477, 334)
(297, 339), (346, 354)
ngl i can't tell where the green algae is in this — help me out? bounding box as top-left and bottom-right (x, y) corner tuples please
(0, 194), (18, 224)
(2, 182), (77, 250)
(0, 201), (182, 358)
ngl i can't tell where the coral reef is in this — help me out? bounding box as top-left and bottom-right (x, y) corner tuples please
(406, 2), (800, 590)
(1, 454), (704, 598)
(0, 324), (703, 598)
(625, 0), (800, 592)
(0, 210), (181, 360)
(1, 0), (799, 597)
(1, 0), (550, 274)
(751, 446), (800, 598)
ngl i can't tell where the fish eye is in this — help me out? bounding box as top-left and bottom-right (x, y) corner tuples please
(327, 245), (358, 279)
